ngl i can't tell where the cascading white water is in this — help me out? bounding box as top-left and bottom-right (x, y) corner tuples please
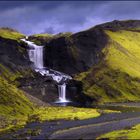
(21, 38), (71, 103)
(58, 83), (67, 102)
(21, 39), (43, 69)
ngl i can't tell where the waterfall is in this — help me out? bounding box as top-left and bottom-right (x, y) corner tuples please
(21, 39), (44, 69)
(21, 38), (71, 103)
(58, 83), (67, 102)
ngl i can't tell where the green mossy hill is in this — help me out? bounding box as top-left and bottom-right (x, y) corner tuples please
(75, 22), (140, 104)
(0, 27), (25, 40)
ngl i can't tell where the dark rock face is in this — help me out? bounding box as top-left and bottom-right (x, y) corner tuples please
(44, 36), (76, 74)
(17, 73), (58, 103)
(44, 28), (108, 75)
(0, 37), (30, 71)
(67, 80), (93, 105)
(18, 74), (92, 105)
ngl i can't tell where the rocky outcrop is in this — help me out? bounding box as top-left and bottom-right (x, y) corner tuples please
(17, 72), (92, 105)
(44, 28), (108, 75)
(0, 37), (30, 72)
(18, 75), (58, 103)
(67, 80), (93, 105)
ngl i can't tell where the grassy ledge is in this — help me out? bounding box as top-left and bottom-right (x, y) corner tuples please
(0, 28), (25, 40)
(28, 107), (100, 122)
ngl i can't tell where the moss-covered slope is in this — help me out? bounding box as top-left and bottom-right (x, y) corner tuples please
(0, 73), (34, 132)
(75, 21), (140, 104)
(0, 27), (24, 40)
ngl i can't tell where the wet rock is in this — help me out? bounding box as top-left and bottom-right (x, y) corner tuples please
(67, 80), (93, 106)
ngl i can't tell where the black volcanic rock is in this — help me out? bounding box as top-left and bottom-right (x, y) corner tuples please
(0, 37), (30, 71)
(67, 80), (93, 105)
(18, 75), (58, 103)
(44, 28), (108, 75)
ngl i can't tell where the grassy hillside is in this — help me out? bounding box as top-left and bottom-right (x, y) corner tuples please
(0, 74), (34, 133)
(0, 29), (33, 133)
(75, 29), (140, 104)
(105, 30), (140, 77)
(0, 28), (24, 40)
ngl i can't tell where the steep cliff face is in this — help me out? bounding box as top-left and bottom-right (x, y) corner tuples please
(42, 28), (107, 75)
(0, 37), (30, 71)
(0, 28), (32, 72)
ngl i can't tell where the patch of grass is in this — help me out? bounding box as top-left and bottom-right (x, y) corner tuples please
(28, 107), (100, 122)
(98, 124), (140, 139)
(0, 28), (24, 40)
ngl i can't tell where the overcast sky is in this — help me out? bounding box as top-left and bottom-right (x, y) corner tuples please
(0, 1), (140, 35)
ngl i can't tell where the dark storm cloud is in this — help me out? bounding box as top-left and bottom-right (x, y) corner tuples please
(0, 1), (140, 35)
